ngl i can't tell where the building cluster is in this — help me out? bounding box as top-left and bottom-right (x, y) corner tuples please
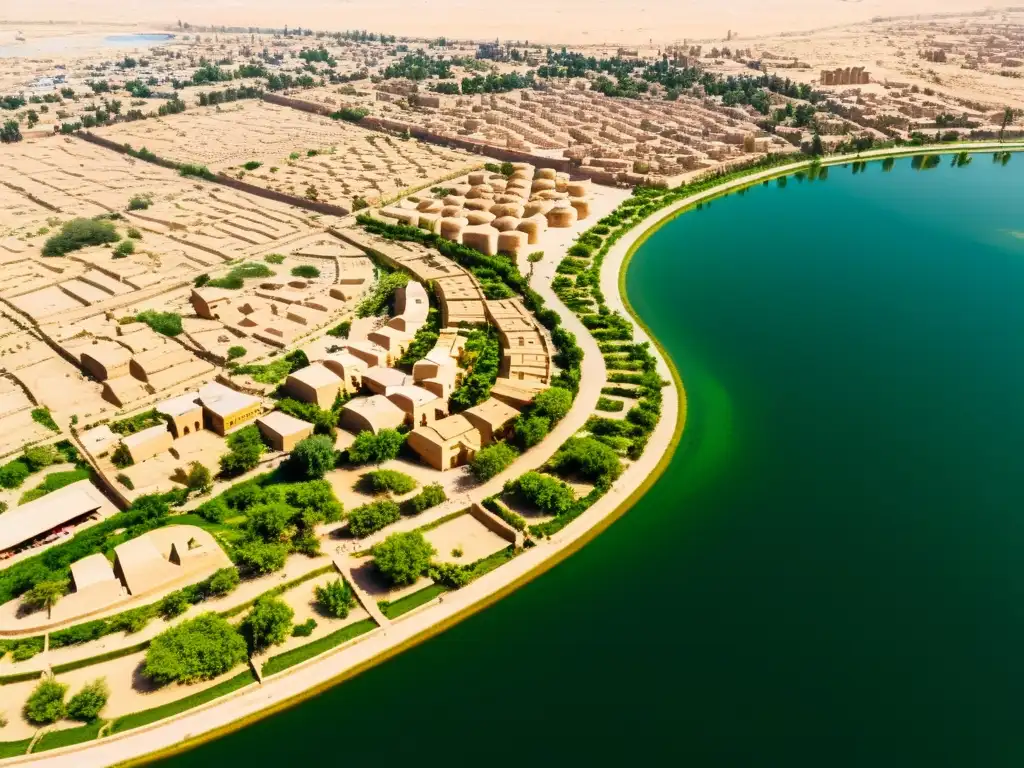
(362, 84), (793, 187)
(378, 163), (591, 259)
(819, 66), (871, 86)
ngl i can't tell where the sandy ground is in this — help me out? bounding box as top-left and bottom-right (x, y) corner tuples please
(422, 513), (509, 564)
(2, 1), (1005, 45)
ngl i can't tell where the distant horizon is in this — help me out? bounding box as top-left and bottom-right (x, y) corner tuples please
(0, 0), (1014, 46)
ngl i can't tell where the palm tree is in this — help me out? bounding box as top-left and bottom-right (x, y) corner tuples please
(23, 579), (69, 619)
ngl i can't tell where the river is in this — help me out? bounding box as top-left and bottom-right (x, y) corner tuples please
(155, 152), (1024, 767)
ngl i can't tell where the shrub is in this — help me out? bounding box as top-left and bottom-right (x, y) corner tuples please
(403, 482), (446, 515)
(234, 540), (289, 575)
(347, 499), (401, 538)
(470, 441), (518, 481)
(219, 425), (266, 477)
(292, 618), (317, 637)
(242, 160), (262, 171)
(0, 460), (30, 488)
(127, 227), (142, 239)
(185, 461), (212, 493)
(264, 253), (285, 264)
(241, 597), (294, 652)
(24, 678), (67, 725)
(143, 613), (248, 685)
(596, 396), (625, 412)
(288, 435), (336, 480)
(372, 531), (435, 586)
(532, 387), (573, 423)
(356, 271), (409, 317)
(111, 442), (133, 469)
(326, 320), (351, 338)
(508, 471), (575, 515)
(23, 445), (60, 471)
(290, 264), (320, 279)
(361, 469), (417, 495)
(227, 345), (246, 360)
(113, 240), (134, 257)
(513, 415), (550, 450)
(127, 195), (152, 211)
(42, 218), (119, 257)
(547, 437), (623, 485)
(67, 678), (109, 721)
(315, 578), (355, 618)
(207, 567), (240, 596)
(158, 590), (190, 619)
(348, 429), (404, 465)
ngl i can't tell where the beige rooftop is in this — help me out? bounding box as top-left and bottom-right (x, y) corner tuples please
(0, 480), (108, 554)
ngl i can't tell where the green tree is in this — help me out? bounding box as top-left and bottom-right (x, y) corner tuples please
(0, 119), (21, 143)
(361, 469), (417, 495)
(372, 531), (435, 586)
(22, 578), (68, 618)
(314, 578), (355, 618)
(219, 425), (265, 477)
(241, 597), (294, 652)
(143, 613), (248, 685)
(24, 678), (67, 725)
(186, 461), (212, 493)
(347, 429), (404, 464)
(470, 441), (519, 481)
(548, 436), (623, 484)
(207, 567), (240, 596)
(514, 415), (550, 450)
(347, 499), (401, 537)
(810, 132), (824, 156)
(289, 435), (336, 480)
(234, 540), (289, 574)
(510, 471), (575, 515)
(158, 589), (191, 619)
(67, 678), (109, 721)
(532, 386), (573, 422)
(22, 444), (60, 471)
(227, 345), (246, 360)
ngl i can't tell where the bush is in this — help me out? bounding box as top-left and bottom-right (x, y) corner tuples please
(547, 437), (623, 485)
(470, 441), (518, 481)
(219, 425), (266, 477)
(128, 195), (152, 211)
(242, 160), (262, 171)
(185, 461), (212, 493)
(158, 589), (190, 619)
(127, 227), (142, 239)
(113, 240), (134, 257)
(372, 531), (435, 586)
(292, 618), (317, 637)
(0, 460), (30, 489)
(347, 499), (401, 538)
(143, 613), (247, 685)
(403, 482), (446, 515)
(290, 265), (321, 279)
(227, 345), (246, 360)
(205, 567), (239, 597)
(111, 442), (133, 469)
(24, 678), (67, 725)
(67, 678), (109, 721)
(31, 407), (60, 432)
(289, 435), (336, 480)
(361, 469), (417, 495)
(348, 429), (404, 465)
(241, 597), (294, 652)
(532, 387), (573, 423)
(42, 218), (119, 257)
(264, 253), (285, 264)
(315, 578), (355, 618)
(356, 271), (409, 317)
(234, 540), (289, 575)
(513, 415), (550, 450)
(508, 471), (576, 515)
(22, 444), (61, 472)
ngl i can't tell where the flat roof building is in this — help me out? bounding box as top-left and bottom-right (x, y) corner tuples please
(387, 385), (446, 428)
(463, 397), (520, 445)
(257, 411), (314, 452)
(156, 392), (204, 438)
(0, 480), (109, 557)
(198, 381), (261, 435)
(362, 366), (412, 396)
(53, 552), (124, 622)
(113, 525), (230, 597)
(407, 414), (481, 470)
(339, 394), (406, 434)
(286, 363), (343, 409)
(320, 351), (367, 392)
(121, 423), (173, 464)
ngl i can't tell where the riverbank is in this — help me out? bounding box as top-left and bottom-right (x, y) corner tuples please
(8, 141), (1022, 767)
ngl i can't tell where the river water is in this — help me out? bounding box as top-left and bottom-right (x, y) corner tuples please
(156, 153), (1024, 767)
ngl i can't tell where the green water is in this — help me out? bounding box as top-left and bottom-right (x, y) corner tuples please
(158, 154), (1024, 767)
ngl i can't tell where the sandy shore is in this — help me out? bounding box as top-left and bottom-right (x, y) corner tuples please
(2, 0), (1009, 45)
(8, 141), (1024, 767)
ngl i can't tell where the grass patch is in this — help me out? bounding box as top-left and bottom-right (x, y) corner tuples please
(207, 262), (275, 290)
(0, 669), (43, 685)
(31, 407), (59, 433)
(33, 719), (105, 752)
(261, 618), (377, 676)
(109, 670), (257, 734)
(0, 739), (32, 758)
(415, 508), (466, 534)
(378, 583), (448, 619)
(51, 641), (150, 674)
(19, 468), (91, 504)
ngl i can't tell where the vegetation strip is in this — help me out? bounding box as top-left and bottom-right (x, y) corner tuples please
(109, 670), (258, 734)
(261, 619), (378, 676)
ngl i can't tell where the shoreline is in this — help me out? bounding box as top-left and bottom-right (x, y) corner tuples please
(7, 140), (1023, 767)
